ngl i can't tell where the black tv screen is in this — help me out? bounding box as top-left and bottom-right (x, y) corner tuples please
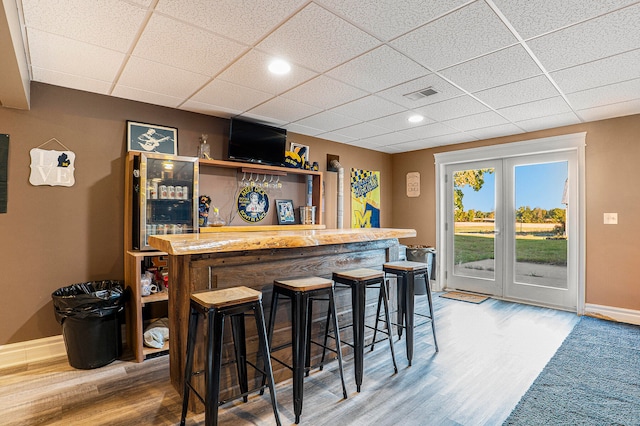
(227, 118), (286, 167)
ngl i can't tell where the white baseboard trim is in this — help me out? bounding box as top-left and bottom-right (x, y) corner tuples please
(584, 303), (640, 326)
(0, 335), (66, 369)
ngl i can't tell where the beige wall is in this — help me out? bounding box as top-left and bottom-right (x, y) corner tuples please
(391, 114), (640, 311)
(0, 83), (393, 344)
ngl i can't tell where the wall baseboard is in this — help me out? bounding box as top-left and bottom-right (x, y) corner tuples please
(584, 303), (640, 326)
(0, 335), (66, 369)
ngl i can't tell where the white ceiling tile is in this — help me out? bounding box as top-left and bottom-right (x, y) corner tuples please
(179, 100), (241, 119)
(256, 3), (380, 73)
(333, 122), (390, 139)
(294, 111), (360, 132)
(31, 67), (113, 94)
(347, 139), (384, 149)
(492, 0), (638, 39)
(21, 0), (147, 52)
(27, 29), (125, 82)
(567, 78), (640, 110)
(317, 131), (358, 144)
(316, 0), (468, 41)
(467, 123), (525, 140)
(414, 96), (490, 121)
(236, 112), (287, 126)
(376, 74), (464, 108)
(443, 111), (510, 131)
(423, 132), (479, 146)
(515, 111), (582, 132)
(246, 97), (322, 123)
(550, 48), (640, 94)
(281, 75), (368, 109)
(367, 111), (435, 132)
(132, 14), (247, 77)
(441, 45), (543, 93)
(474, 75), (561, 109)
(326, 45), (428, 92)
(374, 145), (405, 154)
(391, 1), (517, 70)
(391, 138), (450, 152)
(111, 85), (184, 108)
(528, 3), (640, 71)
(575, 98), (640, 122)
(117, 56), (210, 99)
(191, 79), (273, 113)
(155, 0), (308, 45)
(498, 97), (573, 122)
(284, 123), (325, 137)
(329, 95), (406, 122)
(357, 131), (416, 147)
(217, 50), (317, 95)
(399, 122), (458, 140)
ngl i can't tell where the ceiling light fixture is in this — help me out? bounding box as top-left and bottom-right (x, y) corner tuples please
(268, 59), (291, 75)
(408, 114), (424, 123)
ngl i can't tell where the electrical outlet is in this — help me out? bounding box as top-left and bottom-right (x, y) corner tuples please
(603, 213), (618, 225)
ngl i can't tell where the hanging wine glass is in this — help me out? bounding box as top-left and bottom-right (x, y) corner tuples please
(240, 172), (247, 187)
(261, 174), (268, 189)
(276, 176), (282, 189)
(248, 173), (255, 188)
(268, 175), (274, 189)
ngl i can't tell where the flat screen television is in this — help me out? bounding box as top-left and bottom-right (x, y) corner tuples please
(227, 118), (286, 167)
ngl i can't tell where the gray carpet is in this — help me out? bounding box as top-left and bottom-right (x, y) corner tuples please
(504, 316), (640, 425)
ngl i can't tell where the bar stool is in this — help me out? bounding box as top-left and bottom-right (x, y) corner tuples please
(374, 261), (438, 366)
(180, 286), (281, 426)
(330, 268), (398, 392)
(266, 276), (347, 424)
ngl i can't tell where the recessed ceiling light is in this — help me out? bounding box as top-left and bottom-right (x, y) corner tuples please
(408, 114), (424, 123)
(268, 59), (291, 75)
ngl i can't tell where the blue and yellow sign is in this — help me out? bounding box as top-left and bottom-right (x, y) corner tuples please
(238, 186), (269, 223)
(351, 168), (380, 228)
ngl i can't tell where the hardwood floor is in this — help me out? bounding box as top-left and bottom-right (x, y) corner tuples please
(0, 294), (579, 426)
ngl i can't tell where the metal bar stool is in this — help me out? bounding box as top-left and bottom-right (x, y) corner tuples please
(180, 286), (281, 426)
(329, 268), (398, 392)
(374, 261), (438, 366)
(266, 276), (347, 424)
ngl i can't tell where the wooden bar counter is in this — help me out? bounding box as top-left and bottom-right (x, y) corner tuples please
(148, 227), (416, 400)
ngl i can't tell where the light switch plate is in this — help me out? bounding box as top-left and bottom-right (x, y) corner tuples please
(604, 213), (618, 225)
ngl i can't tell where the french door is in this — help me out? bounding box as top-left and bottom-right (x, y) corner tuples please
(443, 150), (578, 311)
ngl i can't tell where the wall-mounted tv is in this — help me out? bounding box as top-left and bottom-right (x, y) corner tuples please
(227, 118), (286, 167)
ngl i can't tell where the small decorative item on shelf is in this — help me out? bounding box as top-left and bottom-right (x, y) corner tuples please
(312, 162), (319, 171)
(208, 207), (226, 227)
(197, 134), (211, 160)
(285, 142), (310, 169)
(199, 195), (211, 227)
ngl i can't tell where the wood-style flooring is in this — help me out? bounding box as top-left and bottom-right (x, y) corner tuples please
(0, 294), (579, 426)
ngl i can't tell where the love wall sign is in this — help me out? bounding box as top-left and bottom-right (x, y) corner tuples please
(29, 137), (76, 187)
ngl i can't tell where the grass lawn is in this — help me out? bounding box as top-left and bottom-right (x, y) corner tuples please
(454, 235), (567, 266)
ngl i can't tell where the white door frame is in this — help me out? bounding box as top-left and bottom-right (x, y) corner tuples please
(434, 132), (586, 314)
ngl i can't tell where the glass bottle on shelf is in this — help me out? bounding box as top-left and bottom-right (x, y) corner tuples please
(209, 207), (226, 227)
(197, 134), (211, 160)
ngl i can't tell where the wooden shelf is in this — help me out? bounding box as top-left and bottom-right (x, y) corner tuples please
(200, 224), (326, 233)
(199, 158), (322, 176)
(142, 341), (169, 358)
(141, 289), (168, 306)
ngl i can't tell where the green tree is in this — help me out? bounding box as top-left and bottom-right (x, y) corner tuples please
(454, 168), (493, 221)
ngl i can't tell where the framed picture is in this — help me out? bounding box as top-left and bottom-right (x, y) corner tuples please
(127, 121), (178, 155)
(289, 142), (310, 166)
(275, 199), (296, 225)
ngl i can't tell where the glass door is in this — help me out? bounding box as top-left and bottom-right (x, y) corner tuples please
(445, 160), (503, 296)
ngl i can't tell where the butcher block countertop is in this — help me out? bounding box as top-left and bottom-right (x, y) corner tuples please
(148, 227), (416, 256)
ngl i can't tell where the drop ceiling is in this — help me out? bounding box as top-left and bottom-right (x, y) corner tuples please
(7, 0), (640, 153)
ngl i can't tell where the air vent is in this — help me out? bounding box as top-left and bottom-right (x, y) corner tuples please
(403, 87), (438, 101)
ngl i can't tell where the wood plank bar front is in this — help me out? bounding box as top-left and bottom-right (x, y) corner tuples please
(148, 228), (416, 405)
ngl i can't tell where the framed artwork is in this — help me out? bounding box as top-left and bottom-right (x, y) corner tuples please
(289, 142), (309, 166)
(127, 121), (178, 155)
(276, 199), (296, 225)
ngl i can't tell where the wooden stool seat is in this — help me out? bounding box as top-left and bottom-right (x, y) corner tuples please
(268, 276), (347, 424)
(331, 267), (397, 392)
(383, 260), (429, 273)
(180, 286), (281, 426)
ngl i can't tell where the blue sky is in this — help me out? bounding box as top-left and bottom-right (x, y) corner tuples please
(460, 162), (568, 212)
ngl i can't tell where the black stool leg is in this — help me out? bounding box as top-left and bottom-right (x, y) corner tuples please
(261, 290), (280, 394)
(370, 280), (385, 351)
(254, 301), (282, 426)
(319, 297), (332, 368)
(379, 278), (398, 374)
(425, 276), (439, 352)
(231, 313), (249, 402)
(305, 298), (313, 377)
(397, 274), (406, 338)
(291, 292), (308, 424)
(351, 281), (366, 392)
(329, 285), (348, 399)
(180, 306), (199, 426)
(406, 272), (416, 366)
(206, 310), (224, 426)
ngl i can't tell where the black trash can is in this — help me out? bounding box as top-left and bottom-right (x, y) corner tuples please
(52, 280), (124, 369)
(406, 246), (436, 295)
